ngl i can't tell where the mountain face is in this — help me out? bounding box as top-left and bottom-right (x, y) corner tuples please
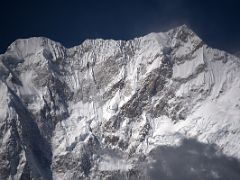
(1, 25), (240, 180)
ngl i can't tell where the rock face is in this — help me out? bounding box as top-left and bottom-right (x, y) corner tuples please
(1, 25), (240, 179)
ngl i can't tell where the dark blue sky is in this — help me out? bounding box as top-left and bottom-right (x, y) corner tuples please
(0, 0), (240, 54)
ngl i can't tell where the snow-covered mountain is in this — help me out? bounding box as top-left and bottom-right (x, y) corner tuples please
(0, 25), (240, 180)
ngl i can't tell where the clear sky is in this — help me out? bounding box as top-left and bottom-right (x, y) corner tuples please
(0, 0), (240, 54)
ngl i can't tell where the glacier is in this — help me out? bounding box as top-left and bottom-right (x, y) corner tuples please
(0, 25), (240, 179)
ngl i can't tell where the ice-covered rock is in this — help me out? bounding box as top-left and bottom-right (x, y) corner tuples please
(0, 25), (240, 179)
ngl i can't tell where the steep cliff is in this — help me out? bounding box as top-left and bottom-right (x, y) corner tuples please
(0, 25), (240, 179)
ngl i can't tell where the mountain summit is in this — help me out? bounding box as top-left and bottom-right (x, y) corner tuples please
(1, 25), (240, 179)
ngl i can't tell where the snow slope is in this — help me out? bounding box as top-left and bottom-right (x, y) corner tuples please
(0, 25), (240, 179)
